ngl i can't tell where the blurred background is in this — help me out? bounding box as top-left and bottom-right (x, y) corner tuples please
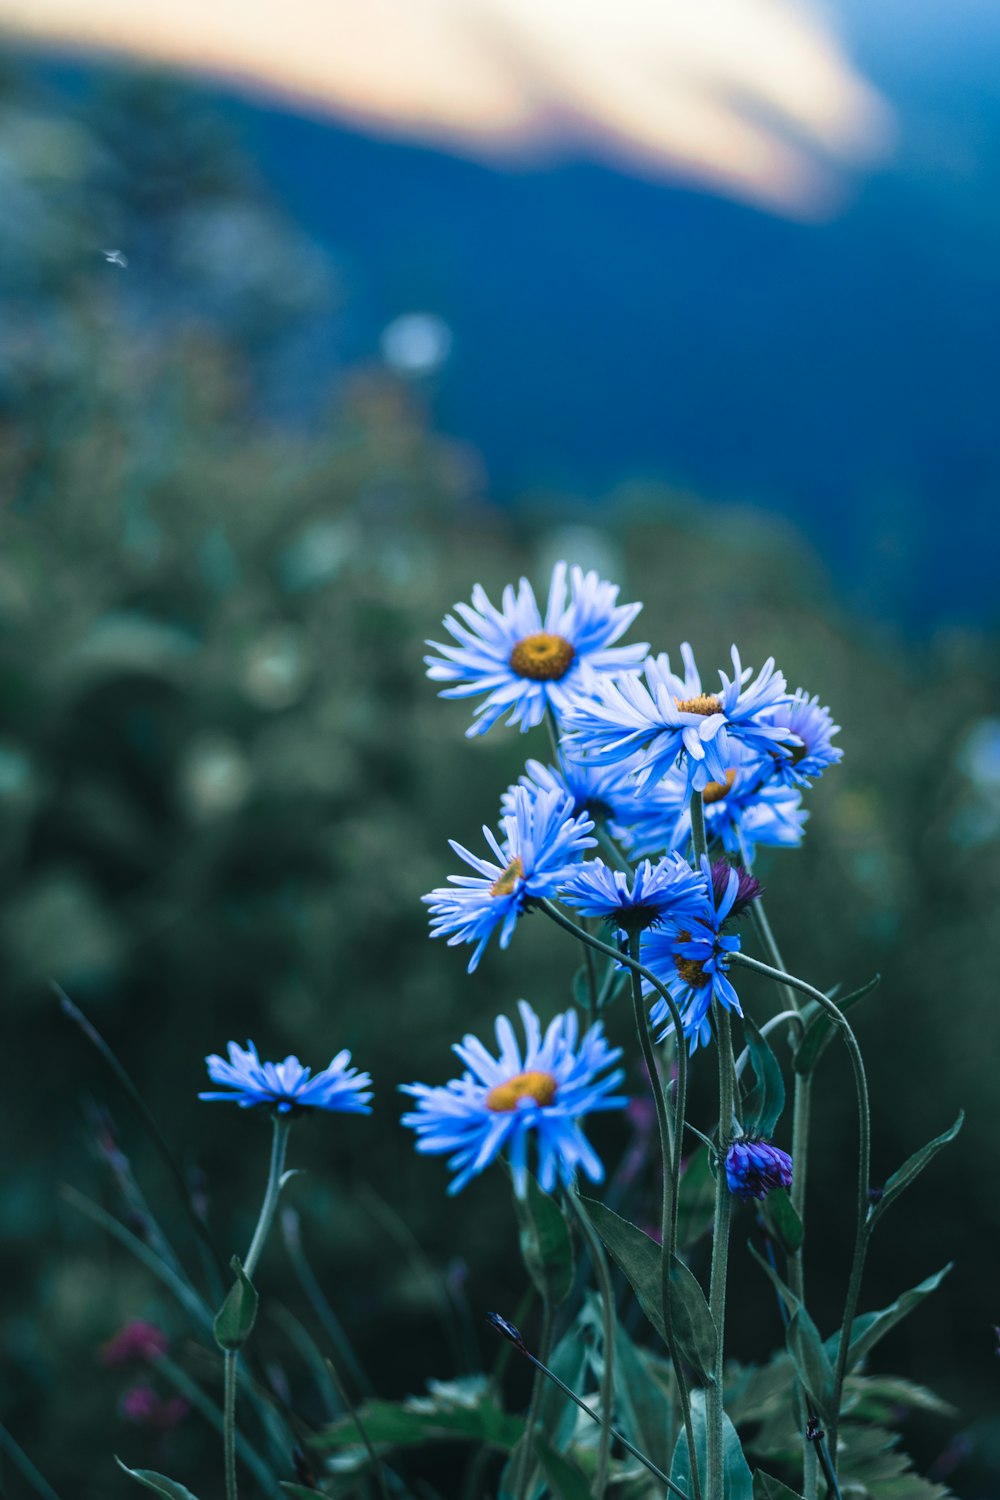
(1, 1), (999, 1495)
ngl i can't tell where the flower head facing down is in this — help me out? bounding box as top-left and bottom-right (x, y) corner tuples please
(425, 562), (648, 738)
(200, 1041), (373, 1115)
(559, 853), (706, 935)
(724, 1137), (793, 1200)
(641, 857), (745, 1052)
(424, 784), (596, 971)
(400, 1000), (627, 1196)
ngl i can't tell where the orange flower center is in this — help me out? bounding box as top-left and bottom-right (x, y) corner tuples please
(674, 932), (710, 988)
(509, 632), (576, 682)
(486, 1070), (558, 1112)
(702, 769), (737, 805)
(675, 692), (723, 716)
(490, 856), (524, 897)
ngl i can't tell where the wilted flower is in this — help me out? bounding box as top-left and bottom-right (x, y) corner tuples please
(424, 784), (595, 971)
(200, 1041), (373, 1115)
(424, 561), (647, 737)
(400, 1000), (626, 1196)
(724, 1137), (793, 1200)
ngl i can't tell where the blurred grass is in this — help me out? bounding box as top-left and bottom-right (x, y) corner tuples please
(1, 60), (999, 1498)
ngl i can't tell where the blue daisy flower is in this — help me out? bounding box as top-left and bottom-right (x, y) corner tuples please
(724, 1137), (793, 1201)
(559, 853), (706, 936)
(761, 690), (843, 787)
(199, 1041), (373, 1115)
(563, 643), (792, 799)
(640, 857), (749, 1052)
(628, 748), (808, 862)
(424, 785), (596, 972)
(400, 1000), (627, 1195)
(501, 756), (647, 845)
(424, 562), (648, 738)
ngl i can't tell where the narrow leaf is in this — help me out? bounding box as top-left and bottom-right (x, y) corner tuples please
(669, 1389), (752, 1500)
(668, 1253), (718, 1388)
(747, 1241), (800, 1320)
(828, 1264), (953, 1375)
(786, 1308), (836, 1426)
(742, 1016), (785, 1138)
(213, 1256), (258, 1351)
(792, 976), (880, 1075)
(534, 1436), (592, 1500)
(114, 1462), (201, 1499)
(752, 1473), (804, 1500)
(316, 1397), (526, 1452)
(868, 1113), (964, 1230)
(760, 1188), (803, 1256)
(513, 1174), (575, 1307)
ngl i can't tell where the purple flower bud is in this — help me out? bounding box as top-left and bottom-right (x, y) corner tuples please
(724, 1137), (793, 1200)
(709, 859), (763, 920)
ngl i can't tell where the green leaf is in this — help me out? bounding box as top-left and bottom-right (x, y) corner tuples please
(837, 1421), (953, 1500)
(537, 1326), (591, 1451)
(827, 1264), (953, 1376)
(114, 1462), (201, 1499)
(792, 976), (880, 1075)
(759, 1189), (803, 1256)
(213, 1255), (258, 1351)
(752, 1473), (805, 1500)
(534, 1435), (592, 1500)
(609, 1314), (676, 1476)
(676, 1149), (716, 1250)
(669, 1389), (752, 1500)
(579, 1198), (716, 1384)
(785, 1308), (836, 1426)
(868, 1113), (964, 1230)
(316, 1395), (525, 1452)
(742, 1016), (786, 1138)
(513, 1173), (575, 1307)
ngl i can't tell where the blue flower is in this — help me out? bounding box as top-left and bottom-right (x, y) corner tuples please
(564, 643), (792, 799)
(724, 1137), (793, 1200)
(200, 1041), (373, 1115)
(424, 785), (596, 971)
(641, 857), (746, 1052)
(400, 1001), (627, 1195)
(501, 756), (647, 845)
(424, 562), (647, 738)
(761, 690), (842, 787)
(628, 749), (808, 862)
(559, 853), (705, 935)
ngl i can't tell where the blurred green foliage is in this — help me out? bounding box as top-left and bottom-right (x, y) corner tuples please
(1, 59), (999, 1499)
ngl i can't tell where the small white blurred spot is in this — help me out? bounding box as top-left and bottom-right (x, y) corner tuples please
(101, 248), (128, 268)
(380, 312), (452, 376)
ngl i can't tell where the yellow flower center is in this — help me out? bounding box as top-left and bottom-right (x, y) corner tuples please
(702, 768), (737, 805)
(490, 855), (524, 897)
(674, 932), (710, 988)
(509, 632), (576, 682)
(486, 1070), (558, 1112)
(675, 692), (723, 716)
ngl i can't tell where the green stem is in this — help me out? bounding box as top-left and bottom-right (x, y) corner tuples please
(566, 1188), (616, 1500)
(244, 1113), (292, 1278)
(706, 1006), (736, 1500)
(690, 792), (707, 864)
(223, 1350), (238, 1500)
(155, 1353), (277, 1494)
(582, 922), (600, 1023)
(514, 1300), (554, 1500)
(627, 936), (701, 1500)
(730, 951), (871, 1461)
(0, 1424), (63, 1500)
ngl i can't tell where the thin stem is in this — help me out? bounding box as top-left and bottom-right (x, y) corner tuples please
(324, 1358), (391, 1500)
(731, 951), (871, 1460)
(706, 1006), (736, 1500)
(223, 1350), (239, 1500)
(566, 1187), (615, 1500)
(281, 1208), (373, 1397)
(514, 1301), (554, 1500)
(0, 1424), (63, 1500)
(244, 1113), (292, 1278)
(515, 1350), (688, 1499)
(627, 936), (700, 1500)
(582, 923), (600, 1024)
(689, 791), (707, 863)
(155, 1353), (277, 1494)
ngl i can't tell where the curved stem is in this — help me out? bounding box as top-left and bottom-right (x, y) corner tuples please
(223, 1350), (238, 1500)
(731, 950), (870, 1460)
(566, 1188), (615, 1500)
(514, 1301), (554, 1500)
(706, 1006), (735, 1500)
(244, 1113), (292, 1279)
(689, 791), (707, 864)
